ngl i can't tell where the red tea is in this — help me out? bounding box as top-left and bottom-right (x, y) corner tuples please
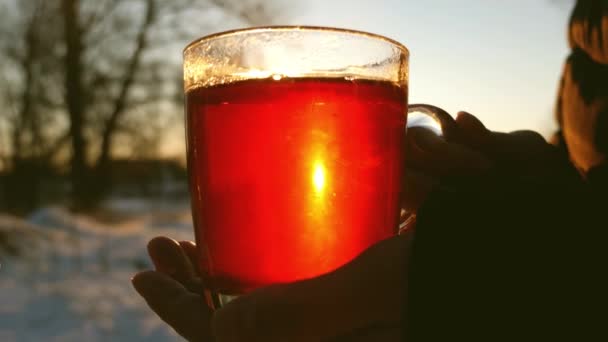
(187, 77), (407, 294)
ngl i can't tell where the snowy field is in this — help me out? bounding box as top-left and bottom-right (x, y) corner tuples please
(0, 198), (194, 341)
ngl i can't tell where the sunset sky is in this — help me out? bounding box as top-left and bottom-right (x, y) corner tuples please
(288, 0), (574, 136)
(163, 0), (575, 157)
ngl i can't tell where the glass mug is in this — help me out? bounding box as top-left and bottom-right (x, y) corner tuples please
(184, 26), (454, 308)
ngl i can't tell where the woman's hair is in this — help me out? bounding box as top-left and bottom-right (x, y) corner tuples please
(554, 0), (608, 163)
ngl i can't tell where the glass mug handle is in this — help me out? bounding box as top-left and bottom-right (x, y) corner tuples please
(399, 103), (459, 233)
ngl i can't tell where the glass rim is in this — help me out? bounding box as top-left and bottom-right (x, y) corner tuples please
(183, 25), (409, 56)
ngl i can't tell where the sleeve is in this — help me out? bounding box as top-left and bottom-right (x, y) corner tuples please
(404, 172), (605, 341)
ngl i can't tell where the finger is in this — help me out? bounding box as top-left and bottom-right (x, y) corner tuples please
(178, 240), (205, 294)
(406, 127), (492, 176)
(456, 111), (557, 163)
(132, 270), (212, 342)
(479, 130), (564, 172)
(487, 130), (553, 161)
(455, 111), (491, 148)
(179, 240), (200, 275)
(212, 233), (413, 342)
(148, 237), (198, 285)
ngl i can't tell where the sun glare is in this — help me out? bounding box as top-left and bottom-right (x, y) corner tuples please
(312, 161), (326, 194)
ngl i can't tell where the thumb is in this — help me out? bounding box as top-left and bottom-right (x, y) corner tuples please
(212, 233), (413, 342)
(132, 271), (213, 342)
(455, 111), (491, 148)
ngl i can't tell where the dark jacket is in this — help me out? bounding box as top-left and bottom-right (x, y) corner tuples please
(406, 162), (606, 341)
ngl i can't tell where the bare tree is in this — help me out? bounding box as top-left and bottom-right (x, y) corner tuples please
(1, 0), (280, 210)
(0, 0), (65, 211)
(0, 1), (64, 165)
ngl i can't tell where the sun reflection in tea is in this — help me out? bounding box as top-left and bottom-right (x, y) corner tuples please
(312, 160), (327, 195)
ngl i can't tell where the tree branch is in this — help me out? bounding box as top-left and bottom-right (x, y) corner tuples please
(12, 2), (44, 161)
(97, 0), (156, 168)
(41, 130), (71, 159)
(81, 0), (121, 35)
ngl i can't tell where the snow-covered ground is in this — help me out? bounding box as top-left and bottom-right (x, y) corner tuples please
(0, 198), (195, 341)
